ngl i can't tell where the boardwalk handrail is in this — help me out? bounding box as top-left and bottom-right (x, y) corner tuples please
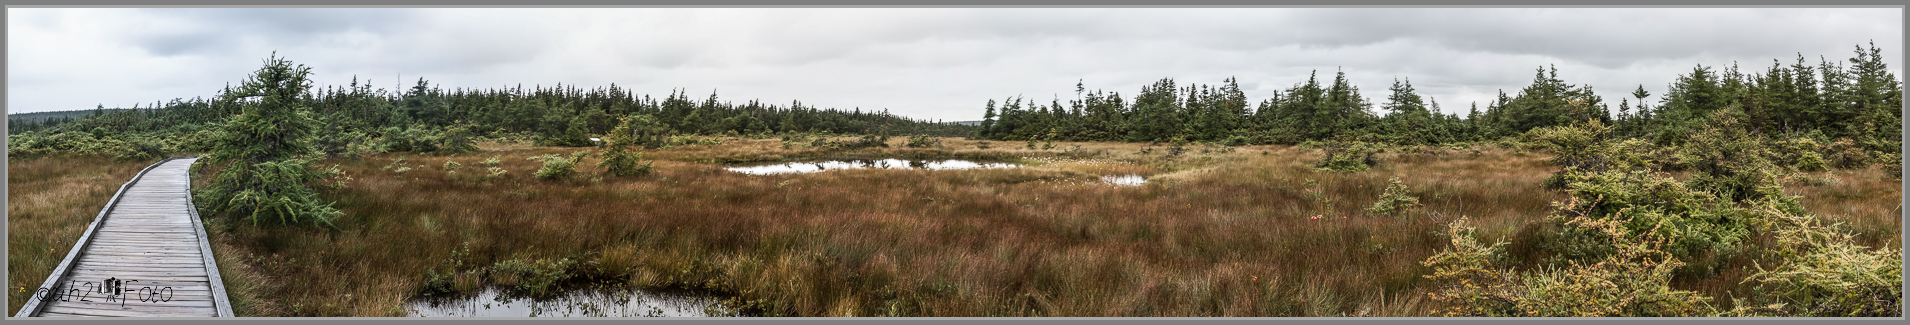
(13, 156), (229, 317)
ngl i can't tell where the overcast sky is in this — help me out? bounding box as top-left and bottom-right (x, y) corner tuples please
(7, 8), (1902, 122)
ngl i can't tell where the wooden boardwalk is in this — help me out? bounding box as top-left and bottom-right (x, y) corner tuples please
(15, 157), (233, 317)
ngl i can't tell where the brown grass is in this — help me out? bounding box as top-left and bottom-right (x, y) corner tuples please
(7, 156), (152, 315)
(48, 136), (1895, 317)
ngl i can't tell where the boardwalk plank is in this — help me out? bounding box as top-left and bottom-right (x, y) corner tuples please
(82, 239), (203, 244)
(82, 249), (203, 256)
(63, 276), (212, 284)
(78, 254), (206, 260)
(45, 297), (216, 309)
(36, 312), (102, 317)
(72, 267), (212, 275)
(67, 268), (211, 278)
(75, 259), (207, 265)
(43, 305), (217, 317)
(88, 234), (197, 238)
(45, 284), (216, 294)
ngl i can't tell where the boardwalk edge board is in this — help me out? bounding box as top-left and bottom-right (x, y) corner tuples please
(185, 157), (236, 317)
(15, 156), (232, 317)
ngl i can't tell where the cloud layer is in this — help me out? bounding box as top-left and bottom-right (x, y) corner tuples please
(8, 8), (1901, 122)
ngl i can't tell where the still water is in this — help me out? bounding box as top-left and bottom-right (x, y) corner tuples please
(1100, 175), (1147, 186)
(406, 286), (739, 317)
(725, 159), (1019, 175)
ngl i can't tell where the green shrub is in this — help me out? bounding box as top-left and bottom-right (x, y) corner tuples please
(802, 132), (887, 151)
(1738, 200), (1903, 316)
(781, 132), (816, 149)
(1825, 138), (1873, 169)
(1603, 138), (1680, 171)
(1527, 121), (1615, 189)
(1419, 217), (1519, 316)
(441, 122), (480, 154)
(529, 151), (589, 180)
(1791, 174), (1841, 187)
(536, 115), (596, 147)
(1769, 137), (1829, 172)
(381, 158), (406, 171)
(6, 130), (173, 161)
(599, 116), (657, 177)
(373, 125), (447, 153)
(1368, 176), (1421, 219)
(1878, 153), (1901, 180)
(202, 159), (344, 227)
(1424, 215), (1716, 317)
(1794, 152), (1830, 173)
(1679, 112), (1786, 202)
(1223, 135), (1251, 146)
(1314, 137), (1382, 172)
(1544, 167), (1751, 265)
(313, 128), (363, 158)
(906, 134), (941, 148)
(598, 148), (651, 177)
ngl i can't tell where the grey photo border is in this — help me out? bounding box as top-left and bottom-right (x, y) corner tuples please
(1, 1), (1904, 324)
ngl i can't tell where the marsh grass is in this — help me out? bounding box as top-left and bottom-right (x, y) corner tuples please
(44, 136), (1887, 316)
(6, 156), (152, 315)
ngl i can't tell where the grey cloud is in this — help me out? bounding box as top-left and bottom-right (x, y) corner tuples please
(122, 8), (418, 57)
(7, 8), (1898, 122)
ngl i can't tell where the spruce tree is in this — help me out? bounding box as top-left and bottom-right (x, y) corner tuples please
(196, 53), (342, 227)
(598, 115), (655, 177)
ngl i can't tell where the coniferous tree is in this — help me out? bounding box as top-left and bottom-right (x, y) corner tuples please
(196, 54), (342, 227)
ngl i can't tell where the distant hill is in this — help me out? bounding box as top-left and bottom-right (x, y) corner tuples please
(8, 108), (135, 124)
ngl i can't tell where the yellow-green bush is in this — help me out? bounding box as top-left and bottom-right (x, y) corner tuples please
(1738, 200), (1903, 317)
(1423, 215), (1714, 317)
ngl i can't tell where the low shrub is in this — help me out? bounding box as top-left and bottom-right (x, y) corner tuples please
(1825, 138), (1873, 169)
(529, 151), (590, 180)
(1424, 215), (1716, 317)
(600, 116), (659, 177)
(1736, 200), (1904, 317)
(906, 134), (941, 148)
(1679, 111), (1786, 202)
(372, 125), (443, 153)
(1314, 137), (1383, 172)
(1527, 121), (1613, 189)
(1368, 176), (1422, 219)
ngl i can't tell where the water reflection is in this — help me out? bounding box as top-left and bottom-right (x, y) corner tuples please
(406, 286), (738, 317)
(726, 159), (1019, 175)
(1101, 175), (1147, 186)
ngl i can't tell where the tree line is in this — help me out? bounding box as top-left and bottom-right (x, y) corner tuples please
(976, 42), (1902, 154)
(8, 72), (976, 159)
